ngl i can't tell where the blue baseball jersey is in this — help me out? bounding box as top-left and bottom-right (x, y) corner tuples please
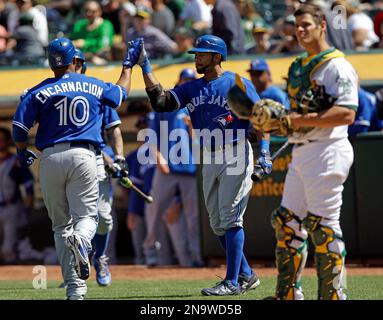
(260, 85), (290, 110)
(126, 148), (155, 216)
(169, 71), (260, 147)
(150, 108), (197, 175)
(100, 106), (122, 149)
(13, 72), (127, 151)
(348, 88), (382, 136)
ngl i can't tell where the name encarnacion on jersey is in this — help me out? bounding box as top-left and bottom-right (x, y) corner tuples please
(35, 82), (103, 104)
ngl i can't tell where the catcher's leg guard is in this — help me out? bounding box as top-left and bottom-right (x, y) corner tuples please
(271, 206), (308, 300)
(302, 213), (347, 300)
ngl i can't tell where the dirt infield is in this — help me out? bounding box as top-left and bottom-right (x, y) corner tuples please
(1, 265), (383, 281)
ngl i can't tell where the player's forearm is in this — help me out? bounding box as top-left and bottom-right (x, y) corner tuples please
(143, 72), (160, 89)
(290, 106), (356, 129)
(116, 67), (132, 94)
(110, 126), (124, 158)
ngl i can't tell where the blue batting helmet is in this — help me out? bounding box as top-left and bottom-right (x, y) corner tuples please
(179, 68), (196, 80)
(74, 48), (87, 74)
(188, 35), (227, 61)
(47, 37), (76, 69)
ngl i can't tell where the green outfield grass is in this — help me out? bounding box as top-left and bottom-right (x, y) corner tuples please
(0, 276), (383, 300)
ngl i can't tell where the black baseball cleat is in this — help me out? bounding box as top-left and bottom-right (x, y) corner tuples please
(238, 272), (260, 293)
(201, 280), (241, 296)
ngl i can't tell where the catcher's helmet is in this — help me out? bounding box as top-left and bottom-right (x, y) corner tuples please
(188, 35), (227, 61)
(47, 37), (76, 69)
(179, 68), (196, 80)
(74, 48), (87, 74)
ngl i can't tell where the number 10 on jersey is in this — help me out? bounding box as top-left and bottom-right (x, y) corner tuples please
(55, 96), (90, 126)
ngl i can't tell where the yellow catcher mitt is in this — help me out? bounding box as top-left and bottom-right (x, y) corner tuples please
(250, 99), (292, 136)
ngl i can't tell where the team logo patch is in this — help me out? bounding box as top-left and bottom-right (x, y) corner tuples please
(213, 112), (234, 129)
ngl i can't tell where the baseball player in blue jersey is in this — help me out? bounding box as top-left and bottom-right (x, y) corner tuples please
(348, 87), (383, 136)
(73, 48), (125, 287)
(247, 58), (290, 109)
(145, 103), (201, 267)
(12, 37), (141, 300)
(0, 127), (34, 263)
(131, 35), (272, 295)
(125, 116), (156, 265)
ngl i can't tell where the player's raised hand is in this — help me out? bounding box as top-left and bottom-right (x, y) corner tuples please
(122, 38), (143, 68)
(17, 148), (37, 167)
(137, 38), (152, 74)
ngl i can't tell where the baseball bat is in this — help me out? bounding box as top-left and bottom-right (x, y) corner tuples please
(105, 164), (154, 203)
(251, 140), (289, 182)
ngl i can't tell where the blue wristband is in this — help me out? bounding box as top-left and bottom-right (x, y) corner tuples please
(142, 59), (152, 74)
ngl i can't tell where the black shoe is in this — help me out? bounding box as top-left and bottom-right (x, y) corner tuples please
(201, 280), (241, 296)
(238, 272), (260, 293)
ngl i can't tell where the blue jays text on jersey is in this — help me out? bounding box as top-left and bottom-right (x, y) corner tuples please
(13, 72), (127, 151)
(169, 71), (260, 147)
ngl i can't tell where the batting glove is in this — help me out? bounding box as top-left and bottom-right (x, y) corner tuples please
(105, 163), (122, 179)
(122, 38), (143, 68)
(114, 156), (128, 174)
(256, 140), (272, 175)
(17, 148), (37, 167)
(136, 38), (152, 74)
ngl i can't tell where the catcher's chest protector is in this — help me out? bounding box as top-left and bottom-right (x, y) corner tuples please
(287, 48), (345, 113)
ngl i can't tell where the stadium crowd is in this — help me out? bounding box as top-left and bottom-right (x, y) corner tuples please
(1, 0), (383, 65)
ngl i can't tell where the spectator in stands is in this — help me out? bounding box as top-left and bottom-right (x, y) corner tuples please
(164, 0), (185, 21)
(151, 0), (175, 36)
(4, 12), (45, 65)
(246, 20), (274, 54)
(0, 0), (17, 33)
(124, 6), (177, 59)
(273, 0), (301, 38)
(0, 23), (6, 54)
(8, 0), (48, 47)
(70, 0), (115, 64)
(234, 0), (263, 52)
(247, 58), (290, 109)
(373, 3), (383, 47)
(101, 0), (123, 35)
(349, 87), (383, 136)
(270, 15), (302, 55)
(0, 127), (34, 264)
(173, 26), (195, 59)
(204, 0), (245, 54)
(119, 1), (138, 46)
(332, 0), (379, 50)
(176, 0), (212, 33)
